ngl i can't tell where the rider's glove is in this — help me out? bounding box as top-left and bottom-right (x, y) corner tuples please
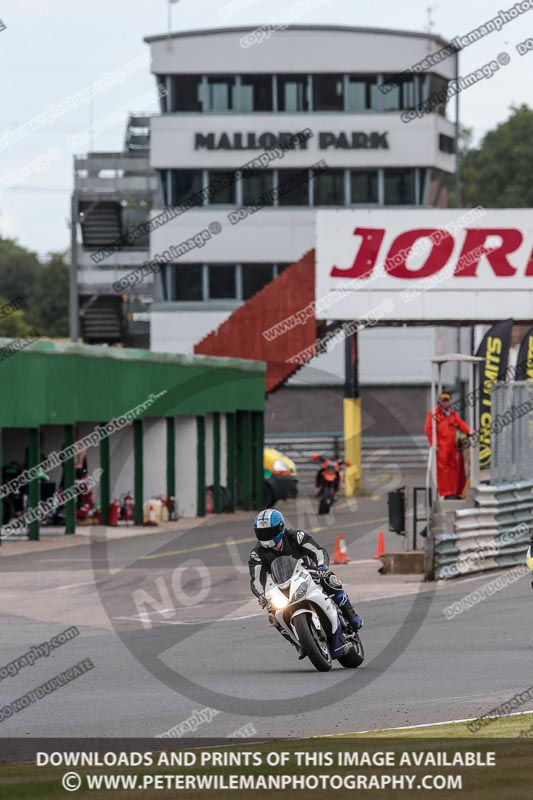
(258, 594), (268, 608)
(315, 564), (329, 574)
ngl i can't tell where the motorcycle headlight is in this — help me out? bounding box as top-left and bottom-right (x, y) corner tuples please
(291, 580), (310, 602)
(272, 459), (289, 474)
(268, 587), (289, 609)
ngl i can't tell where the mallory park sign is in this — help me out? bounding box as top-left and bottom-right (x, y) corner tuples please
(194, 131), (389, 151)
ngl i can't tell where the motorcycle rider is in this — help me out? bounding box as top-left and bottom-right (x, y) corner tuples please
(315, 456), (341, 494)
(248, 508), (363, 658)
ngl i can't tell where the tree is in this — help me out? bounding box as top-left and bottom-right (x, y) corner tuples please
(0, 299), (32, 338)
(0, 238), (40, 310)
(28, 253), (69, 338)
(0, 238), (69, 338)
(460, 105), (533, 208)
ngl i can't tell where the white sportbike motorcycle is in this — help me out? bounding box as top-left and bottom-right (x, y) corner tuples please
(264, 555), (365, 672)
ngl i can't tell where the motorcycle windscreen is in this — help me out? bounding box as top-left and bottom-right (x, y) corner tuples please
(271, 555), (298, 585)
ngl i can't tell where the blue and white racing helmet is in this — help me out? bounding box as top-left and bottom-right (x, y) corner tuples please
(254, 508), (285, 548)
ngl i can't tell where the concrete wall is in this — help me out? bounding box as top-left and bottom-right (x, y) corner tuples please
(109, 425), (135, 502)
(143, 418), (167, 498)
(175, 416), (197, 517)
(151, 308), (232, 354)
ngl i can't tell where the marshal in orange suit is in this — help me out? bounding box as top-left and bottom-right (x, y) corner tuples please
(424, 391), (471, 498)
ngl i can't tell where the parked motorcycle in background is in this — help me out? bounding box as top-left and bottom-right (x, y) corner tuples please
(264, 555), (364, 672)
(311, 453), (350, 515)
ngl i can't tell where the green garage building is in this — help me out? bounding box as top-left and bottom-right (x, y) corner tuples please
(0, 339), (265, 539)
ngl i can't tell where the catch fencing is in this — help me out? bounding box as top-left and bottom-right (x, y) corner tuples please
(491, 381), (533, 484)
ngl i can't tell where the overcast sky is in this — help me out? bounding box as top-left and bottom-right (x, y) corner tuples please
(0, 0), (531, 257)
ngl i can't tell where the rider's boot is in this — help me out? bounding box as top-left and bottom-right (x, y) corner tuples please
(334, 591), (364, 632)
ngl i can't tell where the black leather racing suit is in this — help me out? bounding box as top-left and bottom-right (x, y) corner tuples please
(248, 528), (359, 625)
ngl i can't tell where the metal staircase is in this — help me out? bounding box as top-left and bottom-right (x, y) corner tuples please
(80, 295), (123, 344)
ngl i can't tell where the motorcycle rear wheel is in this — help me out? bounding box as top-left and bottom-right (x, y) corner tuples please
(293, 614), (332, 672)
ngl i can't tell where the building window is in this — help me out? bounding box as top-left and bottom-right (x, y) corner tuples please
(240, 75), (273, 111)
(205, 76), (237, 111)
(208, 264), (236, 299)
(384, 168), (416, 205)
(277, 75), (309, 111)
(241, 170), (274, 206)
(313, 169), (345, 206)
(171, 75), (203, 111)
(428, 75), (448, 115)
(276, 169), (310, 205)
(173, 265), (203, 301)
(157, 76), (168, 112)
(346, 75), (378, 110)
(207, 171), (237, 205)
(312, 74), (344, 111)
(439, 133), (455, 154)
(241, 264), (275, 300)
(382, 74), (420, 111)
(170, 170), (204, 206)
(350, 170), (378, 204)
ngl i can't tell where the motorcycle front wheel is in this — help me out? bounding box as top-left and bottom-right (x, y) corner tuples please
(292, 614), (332, 672)
(318, 487), (333, 515)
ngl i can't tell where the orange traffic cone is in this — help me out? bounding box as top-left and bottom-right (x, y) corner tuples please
(331, 533), (350, 565)
(373, 530), (386, 559)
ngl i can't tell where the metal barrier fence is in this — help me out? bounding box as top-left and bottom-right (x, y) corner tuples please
(491, 381), (533, 484)
(265, 433), (428, 477)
